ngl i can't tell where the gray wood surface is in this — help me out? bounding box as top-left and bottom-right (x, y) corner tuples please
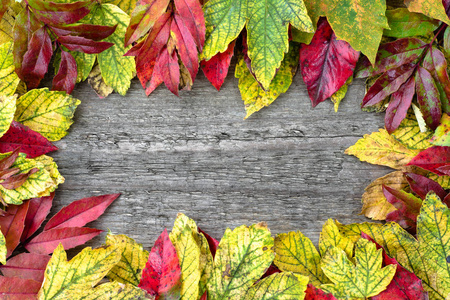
(50, 67), (390, 251)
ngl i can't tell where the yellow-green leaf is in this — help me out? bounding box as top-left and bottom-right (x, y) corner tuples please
(0, 2), (23, 45)
(208, 223), (274, 300)
(405, 0), (450, 26)
(88, 64), (114, 99)
(244, 272), (309, 300)
(321, 238), (396, 299)
(429, 173), (450, 189)
(431, 113), (450, 146)
(345, 128), (421, 169)
(71, 51), (96, 83)
(38, 243), (122, 300)
(392, 113), (434, 150)
(236, 42), (299, 119)
(274, 230), (327, 286)
(0, 230), (5, 264)
(331, 77), (352, 113)
(14, 88), (80, 141)
(105, 233), (149, 286)
(0, 41), (19, 97)
(319, 219), (354, 259)
(71, 282), (147, 300)
(0, 94), (16, 138)
(103, 0), (137, 15)
(336, 221), (384, 245)
(34, 155), (65, 186)
(82, 4), (135, 96)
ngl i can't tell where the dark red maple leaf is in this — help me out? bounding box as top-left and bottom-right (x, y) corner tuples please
(300, 17), (360, 107)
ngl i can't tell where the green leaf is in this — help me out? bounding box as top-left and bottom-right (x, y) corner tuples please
(70, 51), (95, 83)
(244, 272), (309, 299)
(0, 231), (5, 265)
(0, 94), (16, 138)
(430, 113), (450, 146)
(236, 42), (299, 119)
(320, 238), (396, 299)
(0, 41), (20, 97)
(384, 8), (439, 38)
(14, 88), (80, 141)
(208, 223), (274, 300)
(391, 112), (434, 150)
(405, 0), (450, 26)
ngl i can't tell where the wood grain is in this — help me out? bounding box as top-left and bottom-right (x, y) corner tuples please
(50, 68), (390, 251)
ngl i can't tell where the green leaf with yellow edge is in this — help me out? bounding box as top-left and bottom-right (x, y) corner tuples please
(244, 272), (309, 299)
(14, 88), (80, 142)
(73, 282), (147, 300)
(236, 43), (299, 119)
(392, 113), (433, 150)
(103, 0), (137, 15)
(345, 128), (421, 169)
(0, 153), (60, 205)
(0, 94), (15, 138)
(208, 222), (274, 300)
(38, 243), (122, 300)
(430, 113), (450, 146)
(0, 2), (23, 45)
(319, 219), (354, 258)
(105, 233), (149, 286)
(0, 230), (5, 265)
(274, 230), (327, 286)
(320, 238), (396, 299)
(81, 4), (135, 96)
(0, 41), (19, 97)
(331, 77), (352, 113)
(405, 0), (450, 26)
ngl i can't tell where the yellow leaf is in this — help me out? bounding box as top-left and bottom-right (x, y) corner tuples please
(392, 113), (433, 150)
(0, 230), (5, 264)
(345, 128), (420, 169)
(38, 244), (122, 300)
(331, 77), (352, 113)
(321, 238), (396, 299)
(430, 174), (450, 189)
(274, 230), (327, 286)
(0, 94), (16, 138)
(208, 223), (274, 300)
(405, 0), (450, 26)
(68, 282), (147, 300)
(105, 233), (149, 286)
(103, 0), (137, 15)
(34, 155), (65, 186)
(0, 2), (23, 45)
(88, 64), (114, 99)
(0, 41), (19, 96)
(244, 272), (309, 299)
(14, 88), (80, 141)
(431, 113), (450, 147)
(319, 219), (354, 258)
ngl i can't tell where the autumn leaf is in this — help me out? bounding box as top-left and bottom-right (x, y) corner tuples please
(138, 228), (181, 299)
(0, 94), (16, 138)
(0, 276), (41, 300)
(0, 252), (50, 282)
(0, 2), (23, 45)
(200, 40), (235, 91)
(330, 77), (352, 112)
(52, 50), (77, 94)
(319, 219), (354, 259)
(0, 231), (5, 264)
(198, 226), (219, 258)
(21, 193), (54, 241)
(391, 113), (433, 150)
(14, 88), (80, 142)
(105, 233), (149, 286)
(384, 8), (439, 38)
(431, 114), (450, 146)
(408, 146), (450, 175)
(320, 238), (396, 299)
(38, 243), (121, 300)
(304, 284), (337, 300)
(87, 64), (114, 98)
(404, 0), (450, 25)
(405, 172), (448, 200)
(0, 201), (28, 257)
(67, 281), (148, 299)
(244, 272), (308, 299)
(0, 41), (19, 97)
(300, 17), (359, 107)
(208, 223), (274, 299)
(104, 0), (137, 15)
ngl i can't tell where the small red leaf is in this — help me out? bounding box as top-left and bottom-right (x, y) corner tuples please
(415, 66), (442, 130)
(0, 168), (38, 190)
(201, 40), (235, 91)
(160, 48), (180, 96)
(0, 148), (20, 171)
(27, 0), (90, 25)
(57, 35), (114, 54)
(138, 229), (182, 299)
(44, 193), (120, 231)
(50, 24), (117, 41)
(198, 227), (219, 258)
(21, 193), (54, 242)
(385, 77), (415, 133)
(52, 50), (77, 94)
(0, 276), (41, 300)
(407, 146), (450, 175)
(25, 227), (102, 254)
(405, 172), (447, 200)
(300, 18), (359, 107)
(437, 165), (450, 176)
(174, 0), (205, 50)
(304, 284), (337, 300)
(0, 121), (58, 158)
(0, 253), (50, 282)
(0, 202), (29, 257)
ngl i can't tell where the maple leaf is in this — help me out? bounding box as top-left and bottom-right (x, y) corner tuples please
(0, 41), (19, 97)
(431, 114), (450, 146)
(138, 228), (182, 299)
(200, 40), (235, 91)
(0, 252), (50, 282)
(384, 8), (439, 38)
(300, 18), (359, 107)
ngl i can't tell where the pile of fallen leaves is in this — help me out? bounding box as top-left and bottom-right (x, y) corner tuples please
(0, 0), (450, 299)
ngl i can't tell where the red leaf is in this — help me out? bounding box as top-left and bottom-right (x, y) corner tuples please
(25, 227), (102, 254)
(21, 193), (54, 242)
(0, 202), (29, 257)
(52, 50), (77, 94)
(138, 229), (181, 299)
(50, 24), (117, 41)
(362, 233), (428, 300)
(304, 284), (337, 300)
(408, 146), (450, 175)
(362, 63), (416, 107)
(124, 0), (171, 47)
(261, 264), (281, 279)
(385, 77), (415, 133)
(405, 172), (447, 200)
(0, 168), (38, 190)
(0, 148), (20, 171)
(0, 121), (58, 158)
(44, 193), (119, 230)
(201, 40), (235, 91)
(300, 18), (360, 107)
(198, 227), (219, 258)
(437, 165), (450, 176)
(27, 0), (90, 25)
(20, 26), (53, 89)
(173, 0), (205, 50)
(57, 35), (114, 54)
(0, 276), (41, 300)
(160, 47), (180, 96)
(0, 253), (50, 282)
(415, 66), (442, 130)
(422, 47), (450, 113)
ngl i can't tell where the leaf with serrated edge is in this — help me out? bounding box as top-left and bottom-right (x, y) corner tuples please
(0, 41), (19, 96)
(405, 0), (450, 25)
(105, 233), (149, 286)
(38, 243), (121, 300)
(65, 281), (148, 300)
(0, 94), (16, 139)
(431, 114), (450, 146)
(392, 112), (433, 150)
(319, 219), (353, 258)
(208, 222), (274, 300)
(244, 272), (308, 299)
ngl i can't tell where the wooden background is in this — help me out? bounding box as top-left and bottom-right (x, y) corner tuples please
(50, 67), (390, 250)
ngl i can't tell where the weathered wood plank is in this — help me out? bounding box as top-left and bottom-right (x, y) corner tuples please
(50, 69), (389, 251)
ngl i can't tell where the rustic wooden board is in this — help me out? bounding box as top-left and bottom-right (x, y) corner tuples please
(50, 68), (390, 251)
